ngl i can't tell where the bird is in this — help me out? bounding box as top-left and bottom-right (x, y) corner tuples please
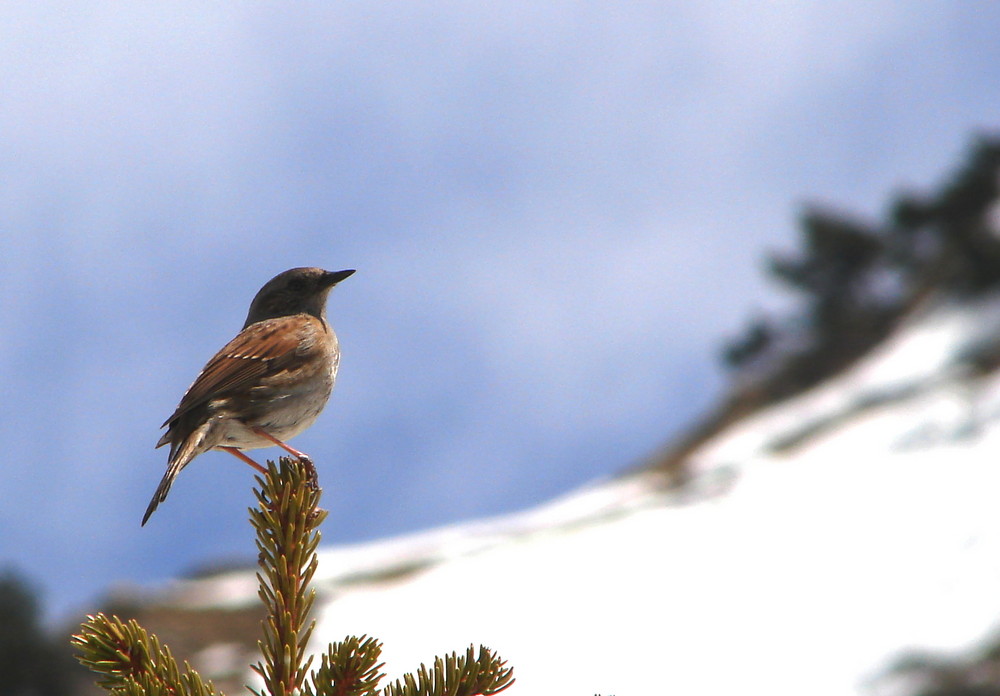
(142, 266), (355, 526)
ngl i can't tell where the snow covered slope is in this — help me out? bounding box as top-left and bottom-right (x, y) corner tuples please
(162, 293), (1000, 695)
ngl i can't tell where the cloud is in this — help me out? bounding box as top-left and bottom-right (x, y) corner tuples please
(0, 0), (995, 619)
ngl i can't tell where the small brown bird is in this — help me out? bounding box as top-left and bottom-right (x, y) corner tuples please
(142, 267), (355, 525)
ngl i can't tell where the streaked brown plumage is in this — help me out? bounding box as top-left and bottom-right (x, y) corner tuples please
(142, 267), (354, 525)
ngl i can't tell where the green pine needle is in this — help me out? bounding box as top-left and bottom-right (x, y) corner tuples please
(383, 645), (515, 696)
(73, 456), (515, 696)
(251, 457), (326, 696)
(71, 612), (217, 696)
(309, 634), (386, 696)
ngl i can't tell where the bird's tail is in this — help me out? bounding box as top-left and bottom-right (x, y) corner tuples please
(142, 425), (208, 526)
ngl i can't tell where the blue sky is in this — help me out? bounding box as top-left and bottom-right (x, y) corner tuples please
(3, 2), (1000, 619)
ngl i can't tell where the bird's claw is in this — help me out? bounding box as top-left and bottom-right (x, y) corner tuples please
(298, 455), (320, 490)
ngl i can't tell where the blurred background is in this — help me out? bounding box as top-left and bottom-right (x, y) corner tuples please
(5, 3), (1000, 692)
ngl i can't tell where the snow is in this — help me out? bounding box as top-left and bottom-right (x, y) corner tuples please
(179, 294), (1000, 695)
(306, 439), (1000, 695)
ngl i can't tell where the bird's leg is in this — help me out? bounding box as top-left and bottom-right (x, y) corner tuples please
(250, 427), (312, 462)
(220, 446), (268, 474)
(251, 427), (319, 487)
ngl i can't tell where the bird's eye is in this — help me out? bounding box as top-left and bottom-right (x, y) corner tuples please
(287, 278), (307, 292)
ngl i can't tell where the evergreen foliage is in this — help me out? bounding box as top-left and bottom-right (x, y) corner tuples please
(72, 458), (514, 696)
(382, 647), (514, 696)
(880, 640), (1000, 696)
(0, 571), (79, 696)
(723, 134), (1000, 406)
(889, 136), (1000, 292)
(73, 613), (218, 696)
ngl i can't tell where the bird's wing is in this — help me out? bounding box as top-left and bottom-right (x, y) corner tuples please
(161, 315), (308, 427)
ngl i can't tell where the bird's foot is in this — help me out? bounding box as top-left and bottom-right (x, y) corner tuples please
(297, 454), (320, 490)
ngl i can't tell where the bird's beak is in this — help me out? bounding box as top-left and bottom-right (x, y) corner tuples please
(322, 269), (355, 287)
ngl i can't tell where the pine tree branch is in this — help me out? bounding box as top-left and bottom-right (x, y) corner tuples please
(71, 612), (218, 696)
(383, 645), (515, 696)
(250, 457), (328, 696)
(310, 634), (386, 696)
(74, 456), (515, 696)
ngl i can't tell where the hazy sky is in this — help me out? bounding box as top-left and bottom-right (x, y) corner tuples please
(3, 2), (1000, 619)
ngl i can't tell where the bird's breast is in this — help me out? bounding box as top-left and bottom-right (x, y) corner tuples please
(218, 322), (340, 446)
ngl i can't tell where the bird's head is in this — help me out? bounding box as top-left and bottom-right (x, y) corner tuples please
(244, 267), (355, 327)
